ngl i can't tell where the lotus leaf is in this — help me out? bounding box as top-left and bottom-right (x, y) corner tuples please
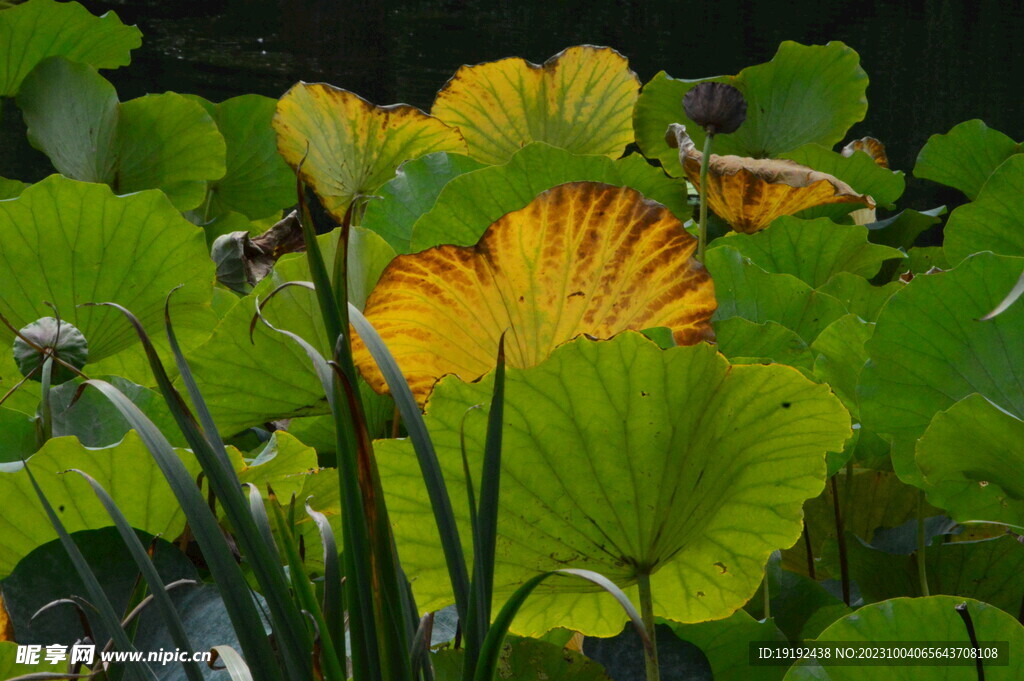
(785, 596), (1024, 680)
(943, 154), (1024, 265)
(635, 41), (868, 167)
(0, 176), (214, 363)
(410, 142), (690, 251)
(842, 137), (889, 168)
(361, 151), (485, 252)
(816, 273), (901, 323)
(0, 178), (26, 200)
(432, 635), (614, 680)
(811, 314), (874, 416)
(914, 119), (1021, 200)
(916, 394), (1024, 527)
(432, 45), (639, 165)
(274, 82), (466, 221)
(18, 57), (227, 210)
(353, 181), (716, 403)
(0, 0), (140, 97)
(667, 125), (872, 233)
(705, 247), (846, 343)
(780, 143), (904, 212)
(667, 611), (787, 681)
(712, 319), (813, 371)
(378, 332), (850, 634)
(858, 253), (1024, 484)
(711, 217), (903, 287)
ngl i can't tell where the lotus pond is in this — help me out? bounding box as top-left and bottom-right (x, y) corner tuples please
(0, 1), (1023, 680)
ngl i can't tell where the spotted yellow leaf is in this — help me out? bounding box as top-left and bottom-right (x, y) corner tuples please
(352, 181), (716, 403)
(274, 83), (466, 220)
(432, 45), (640, 165)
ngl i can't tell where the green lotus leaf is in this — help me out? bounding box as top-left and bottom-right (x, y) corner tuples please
(0, 408), (35, 464)
(785, 596), (1024, 680)
(410, 142), (690, 251)
(713, 318), (814, 371)
(817, 273), (901, 323)
(274, 82), (466, 222)
(943, 154), (1024, 265)
(821, 534), (1024, 614)
(865, 206), (945, 251)
(0, 642), (50, 677)
(189, 227), (393, 435)
(812, 314), (874, 416)
(188, 94), (296, 220)
(379, 332), (850, 635)
(0, 0), (140, 97)
(0, 176), (214, 366)
(859, 253), (1024, 485)
(781, 143), (905, 214)
(18, 57), (227, 210)
(914, 119), (1021, 200)
(667, 610), (787, 681)
(635, 41), (868, 169)
(712, 217), (903, 288)
(904, 246), (949, 274)
(0, 429), (315, 579)
(916, 394), (1024, 527)
(0, 177), (27, 200)
(432, 635), (613, 680)
(432, 45), (640, 165)
(706, 246), (847, 343)
(361, 151), (485, 252)
(748, 553), (852, 641)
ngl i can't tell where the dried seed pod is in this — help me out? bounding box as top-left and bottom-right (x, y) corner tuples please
(683, 82), (747, 135)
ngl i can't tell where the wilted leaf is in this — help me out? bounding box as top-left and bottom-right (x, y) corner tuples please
(0, 0), (140, 96)
(410, 143), (690, 252)
(914, 119), (1021, 200)
(379, 333), (850, 634)
(354, 181), (716, 403)
(432, 45), (639, 165)
(842, 136), (889, 168)
(635, 41), (868, 168)
(18, 58), (226, 210)
(781, 143), (904, 212)
(274, 82), (466, 221)
(668, 125), (872, 233)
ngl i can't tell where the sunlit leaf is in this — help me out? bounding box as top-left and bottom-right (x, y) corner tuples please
(274, 82), (466, 221)
(635, 41), (868, 168)
(432, 45), (639, 165)
(713, 318), (813, 371)
(917, 394), (1024, 527)
(18, 58), (227, 210)
(914, 119), (1021, 200)
(0, 176), (214, 363)
(859, 253), (1024, 485)
(667, 125), (872, 234)
(785, 596), (1024, 680)
(354, 181), (716, 404)
(432, 634), (614, 680)
(811, 314), (873, 416)
(0, 178), (26, 200)
(943, 154), (1024, 265)
(0, 0), (140, 97)
(410, 142), (690, 251)
(379, 333), (850, 634)
(711, 217), (903, 287)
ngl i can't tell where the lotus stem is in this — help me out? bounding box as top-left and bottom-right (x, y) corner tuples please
(830, 476), (850, 606)
(955, 603), (985, 681)
(917, 490), (930, 596)
(637, 572), (660, 681)
(696, 132), (715, 262)
(762, 566), (771, 619)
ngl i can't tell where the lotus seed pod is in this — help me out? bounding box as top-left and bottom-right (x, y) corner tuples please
(683, 82), (747, 135)
(12, 317), (88, 384)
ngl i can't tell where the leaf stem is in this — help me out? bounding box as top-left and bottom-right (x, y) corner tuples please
(955, 602), (985, 681)
(696, 133), (715, 262)
(917, 490), (930, 596)
(830, 476), (850, 606)
(637, 572), (660, 681)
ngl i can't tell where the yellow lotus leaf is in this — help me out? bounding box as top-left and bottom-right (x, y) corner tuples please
(352, 181), (716, 403)
(431, 46), (640, 165)
(274, 83), (466, 221)
(667, 124), (873, 234)
(842, 136), (889, 168)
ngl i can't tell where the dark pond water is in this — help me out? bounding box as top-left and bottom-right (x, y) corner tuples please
(5, 0), (1024, 211)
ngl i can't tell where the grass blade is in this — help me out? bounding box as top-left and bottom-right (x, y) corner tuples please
(980, 268), (1024, 320)
(305, 499), (344, 658)
(68, 469), (205, 681)
(349, 303), (471, 624)
(75, 379), (283, 681)
(473, 569), (649, 681)
(210, 646), (255, 681)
